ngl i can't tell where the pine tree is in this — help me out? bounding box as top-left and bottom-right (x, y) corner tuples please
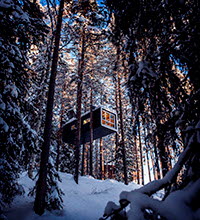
(102, 0), (200, 218)
(0, 0), (48, 212)
(70, 0), (107, 183)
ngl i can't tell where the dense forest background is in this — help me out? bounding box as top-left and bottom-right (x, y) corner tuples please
(0, 0), (200, 219)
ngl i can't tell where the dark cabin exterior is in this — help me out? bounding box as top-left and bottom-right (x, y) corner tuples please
(62, 107), (118, 145)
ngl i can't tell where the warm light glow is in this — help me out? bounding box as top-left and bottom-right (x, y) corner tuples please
(83, 118), (90, 125)
(102, 110), (116, 129)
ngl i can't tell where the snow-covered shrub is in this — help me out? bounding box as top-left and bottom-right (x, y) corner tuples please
(102, 122), (200, 220)
(0, 0), (48, 211)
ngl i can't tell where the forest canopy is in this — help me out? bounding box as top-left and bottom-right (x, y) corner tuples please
(0, 0), (200, 219)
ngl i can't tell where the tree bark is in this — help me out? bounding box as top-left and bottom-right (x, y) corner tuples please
(153, 137), (161, 179)
(34, 0), (65, 215)
(74, 28), (86, 184)
(86, 145), (89, 174)
(99, 138), (104, 179)
(118, 75), (128, 185)
(114, 75), (119, 179)
(134, 135), (140, 184)
(114, 47), (128, 185)
(89, 89), (94, 176)
(56, 80), (66, 171)
(144, 127), (152, 182)
(137, 117), (144, 185)
(81, 144), (85, 176)
(157, 132), (169, 177)
(150, 149), (157, 180)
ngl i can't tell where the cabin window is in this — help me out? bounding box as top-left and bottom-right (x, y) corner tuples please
(102, 110), (116, 129)
(83, 118), (90, 125)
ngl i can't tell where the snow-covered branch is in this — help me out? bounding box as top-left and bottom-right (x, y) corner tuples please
(103, 125), (200, 219)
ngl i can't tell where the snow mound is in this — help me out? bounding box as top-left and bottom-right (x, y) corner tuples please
(4, 172), (140, 220)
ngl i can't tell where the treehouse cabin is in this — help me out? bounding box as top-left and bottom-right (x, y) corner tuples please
(62, 107), (118, 145)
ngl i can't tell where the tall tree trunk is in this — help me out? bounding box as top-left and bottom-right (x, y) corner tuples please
(146, 149), (152, 182)
(153, 137), (161, 180)
(114, 75), (119, 178)
(95, 144), (99, 178)
(99, 138), (104, 180)
(150, 149), (156, 180)
(114, 47), (128, 185)
(144, 127), (152, 182)
(105, 150), (108, 179)
(157, 131), (169, 177)
(56, 80), (66, 171)
(131, 108), (140, 184)
(166, 145), (172, 170)
(137, 117), (144, 185)
(34, 0), (65, 215)
(134, 135), (140, 184)
(74, 29), (86, 184)
(89, 89), (94, 176)
(81, 144), (85, 176)
(86, 145), (89, 175)
(118, 75), (128, 185)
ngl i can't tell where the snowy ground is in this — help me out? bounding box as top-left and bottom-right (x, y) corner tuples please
(3, 172), (140, 220)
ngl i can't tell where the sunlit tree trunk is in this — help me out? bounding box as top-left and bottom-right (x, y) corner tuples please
(114, 47), (128, 185)
(56, 80), (66, 171)
(118, 74), (128, 185)
(89, 88), (94, 176)
(137, 117), (144, 185)
(74, 28), (86, 184)
(166, 145), (172, 170)
(153, 137), (161, 180)
(114, 73), (119, 175)
(134, 135), (140, 184)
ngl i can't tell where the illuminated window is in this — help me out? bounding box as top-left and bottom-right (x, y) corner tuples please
(102, 110), (116, 129)
(83, 118), (90, 125)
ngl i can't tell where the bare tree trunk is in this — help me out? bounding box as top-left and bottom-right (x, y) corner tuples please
(150, 149), (156, 180)
(144, 128), (152, 182)
(137, 117), (144, 185)
(118, 74), (128, 185)
(114, 75), (119, 179)
(89, 89), (94, 176)
(146, 150), (152, 182)
(157, 138), (169, 177)
(166, 145), (172, 170)
(105, 151), (108, 179)
(153, 137), (161, 180)
(95, 144), (99, 178)
(34, 0), (65, 215)
(134, 135), (140, 184)
(99, 138), (104, 179)
(86, 145), (89, 175)
(74, 29), (86, 184)
(56, 80), (66, 171)
(81, 144), (85, 176)
(28, 154), (35, 179)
